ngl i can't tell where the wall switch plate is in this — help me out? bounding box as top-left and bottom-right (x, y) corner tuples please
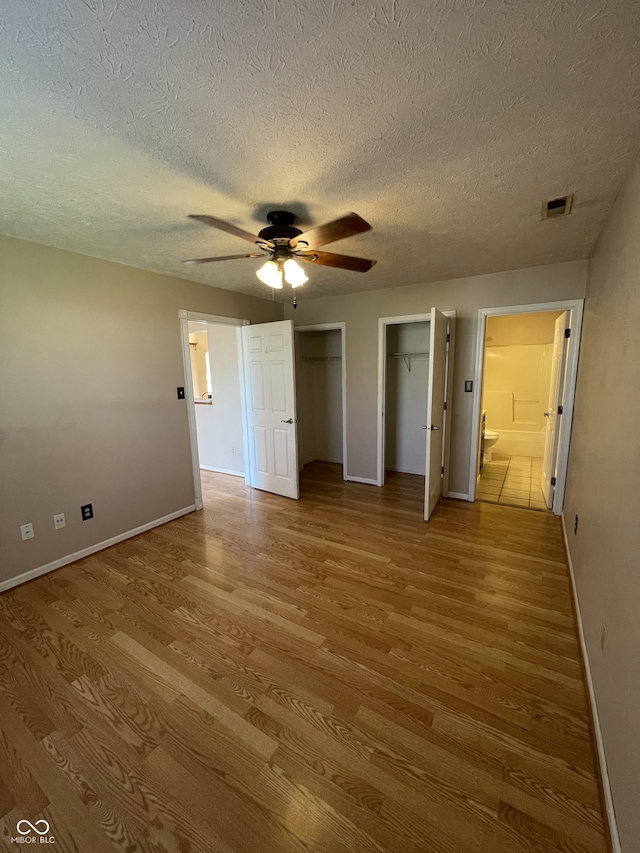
(177, 386), (185, 399)
(464, 380), (473, 392)
(81, 503), (93, 521)
(20, 523), (34, 541)
(54, 513), (66, 530)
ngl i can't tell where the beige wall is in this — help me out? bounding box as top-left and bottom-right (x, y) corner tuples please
(564, 152), (640, 851)
(286, 260), (587, 493)
(483, 344), (554, 433)
(0, 235), (282, 584)
(485, 310), (560, 347)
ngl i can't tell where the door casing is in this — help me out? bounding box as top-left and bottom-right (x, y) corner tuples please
(468, 299), (584, 515)
(294, 323), (347, 481)
(179, 309), (250, 510)
(376, 310), (456, 494)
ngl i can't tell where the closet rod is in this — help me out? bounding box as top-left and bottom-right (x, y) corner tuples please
(301, 355), (342, 362)
(389, 351), (429, 372)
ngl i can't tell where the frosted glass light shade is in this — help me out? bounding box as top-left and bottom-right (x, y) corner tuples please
(283, 258), (308, 287)
(256, 260), (283, 288)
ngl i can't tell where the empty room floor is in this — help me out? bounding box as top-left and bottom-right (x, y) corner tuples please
(0, 464), (606, 852)
(477, 453), (548, 510)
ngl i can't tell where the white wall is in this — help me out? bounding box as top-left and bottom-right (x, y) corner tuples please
(0, 235), (282, 584)
(564, 150), (640, 852)
(296, 330), (343, 466)
(286, 260), (587, 495)
(188, 328), (210, 400)
(194, 324), (244, 475)
(385, 322), (429, 475)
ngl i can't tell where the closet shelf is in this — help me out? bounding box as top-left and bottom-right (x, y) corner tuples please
(389, 352), (429, 372)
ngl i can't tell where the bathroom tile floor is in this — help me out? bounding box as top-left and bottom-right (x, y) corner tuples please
(476, 452), (549, 510)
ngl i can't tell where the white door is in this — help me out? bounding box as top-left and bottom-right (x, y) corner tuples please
(542, 311), (570, 508)
(241, 320), (299, 500)
(424, 308), (448, 520)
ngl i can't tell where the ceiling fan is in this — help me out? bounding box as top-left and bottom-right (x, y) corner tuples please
(183, 210), (376, 291)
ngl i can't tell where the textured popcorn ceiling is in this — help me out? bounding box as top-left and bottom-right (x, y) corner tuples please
(1, 1), (639, 300)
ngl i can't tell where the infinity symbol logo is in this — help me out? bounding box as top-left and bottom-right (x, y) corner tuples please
(16, 819), (50, 835)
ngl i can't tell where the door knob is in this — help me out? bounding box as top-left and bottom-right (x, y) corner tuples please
(544, 412), (550, 417)
(430, 425), (440, 431)
(280, 418), (293, 424)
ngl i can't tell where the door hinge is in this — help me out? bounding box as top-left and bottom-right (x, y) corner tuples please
(441, 465), (445, 475)
(564, 328), (571, 338)
(446, 333), (450, 343)
(443, 402), (447, 411)
(551, 476), (556, 486)
(558, 405), (563, 415)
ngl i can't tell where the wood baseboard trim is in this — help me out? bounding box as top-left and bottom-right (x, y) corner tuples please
(200, 465), (244, 477)
(346, 476), (378, 486)
(0, 505), (197, 594)
(445, 492), (470, 501)
(561, 513), (621, 853)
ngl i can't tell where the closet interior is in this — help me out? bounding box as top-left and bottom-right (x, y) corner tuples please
(384, 321), (430, 476)
(295, 329), (344, 472)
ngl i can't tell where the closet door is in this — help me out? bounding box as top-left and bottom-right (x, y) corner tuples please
(424, 308), (448, 520)
(241, 320), (299, 499)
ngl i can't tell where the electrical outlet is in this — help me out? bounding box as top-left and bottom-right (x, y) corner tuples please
(574, 514), (579, 534)
(20, 523), (34, 541)
(81, 503), (93, 521)
(232, 446), (237, 456)
(54, 513), (66, 530)
(464, 380), (473, 392)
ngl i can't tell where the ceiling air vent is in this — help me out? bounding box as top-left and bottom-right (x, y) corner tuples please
(542, 194), (573, 219)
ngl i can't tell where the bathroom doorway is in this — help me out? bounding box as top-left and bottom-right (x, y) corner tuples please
(469, 301), (583, 515)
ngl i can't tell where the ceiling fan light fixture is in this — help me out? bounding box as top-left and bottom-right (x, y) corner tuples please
(256, 260), (283, 289)
(283, 258), (308, 288)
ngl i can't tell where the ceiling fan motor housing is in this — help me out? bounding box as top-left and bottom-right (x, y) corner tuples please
(258, 210), (302, 243)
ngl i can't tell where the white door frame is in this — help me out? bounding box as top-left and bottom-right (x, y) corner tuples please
(376, 311), (456, 491)
(179, 309), (249, 510)
(294, 323), (348, 480)
(468, 299), (584, 515)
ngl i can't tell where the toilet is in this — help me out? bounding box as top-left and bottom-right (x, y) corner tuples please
(483, 429), (500, 463)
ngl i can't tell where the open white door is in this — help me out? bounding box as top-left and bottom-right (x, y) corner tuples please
(424, 308), (448, 520)
(542, 310), (570, 508)
(241, 320), (299, 500)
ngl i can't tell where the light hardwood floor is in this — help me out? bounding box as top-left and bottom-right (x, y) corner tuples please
(0, 463), (608, 853)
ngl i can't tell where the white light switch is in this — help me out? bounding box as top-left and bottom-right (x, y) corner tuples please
(20, 523), (34, 541)
(54, 513), (66, 530)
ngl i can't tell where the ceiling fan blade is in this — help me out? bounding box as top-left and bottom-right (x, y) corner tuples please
(183, 253), (265, 265)
(188, 215), (270, 246)
(298, 251), (376, 272)
(292, 212), (372, 249)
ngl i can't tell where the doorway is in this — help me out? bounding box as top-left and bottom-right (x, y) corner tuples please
(469, 300), (583, 515)
(384, 320), (430, 476)
(179, 310), (249, 511)
(295, 324), (347, 480)
(377, 310), (454, 520)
